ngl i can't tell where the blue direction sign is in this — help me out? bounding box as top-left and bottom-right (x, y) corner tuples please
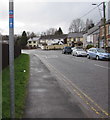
(9, 10), (14, 28)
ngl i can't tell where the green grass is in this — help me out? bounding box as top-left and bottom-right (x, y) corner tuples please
(2, 54), (30, 118)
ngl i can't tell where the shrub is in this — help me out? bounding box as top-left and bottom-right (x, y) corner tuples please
(86, 44), (94, 49)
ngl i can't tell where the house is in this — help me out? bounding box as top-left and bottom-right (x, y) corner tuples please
(67, 32), (83, 47)
(83, 23), (100, 48)
(27, 37), (40, 48)
(99, 19), (110, 47)
(108, 1), (110, 20)
(39, 34), (67, 47)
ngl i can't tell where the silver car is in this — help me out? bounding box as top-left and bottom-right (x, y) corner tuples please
(72, 48), (87, 57)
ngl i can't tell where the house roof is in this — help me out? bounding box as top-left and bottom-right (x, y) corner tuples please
(39, 34), (67, 40)
(68, 32), (83, 38)
(28, 37), (40, 41)
(87, 24), (100, 35)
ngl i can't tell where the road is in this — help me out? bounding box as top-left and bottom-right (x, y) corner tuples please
(23, 49), (109, 118)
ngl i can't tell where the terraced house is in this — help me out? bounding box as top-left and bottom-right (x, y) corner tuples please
(100, 20), (110, 47)
(67, 32), (83, 47)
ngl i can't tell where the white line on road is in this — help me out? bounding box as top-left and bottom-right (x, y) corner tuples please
(94, 64), (110, 70)
(72, 58), (85, 63)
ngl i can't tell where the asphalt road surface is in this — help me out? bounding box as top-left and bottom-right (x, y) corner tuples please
(23, 49), (109, 118)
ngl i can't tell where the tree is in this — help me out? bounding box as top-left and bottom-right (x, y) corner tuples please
(86, 19), (94, 30)
(55, 27), (63, 35)
(27, 32), (36, 39)
(20, 31), (28, 48)
(30, 32), (36, 38)
(14, 36), (21, 46)
(46, 28), (57, 35)
(69, 18), (85, 33)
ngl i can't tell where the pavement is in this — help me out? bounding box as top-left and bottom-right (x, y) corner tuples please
(23, 53), (87, 118)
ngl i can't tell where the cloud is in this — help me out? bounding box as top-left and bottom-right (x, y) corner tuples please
(0, 0), (108, 35)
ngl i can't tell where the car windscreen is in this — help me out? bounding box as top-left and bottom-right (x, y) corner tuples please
(65, 47), (71, 49)
(76, 49), (84, 51)
(97, 49), (106, 53)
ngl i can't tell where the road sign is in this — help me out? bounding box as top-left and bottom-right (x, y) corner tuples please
(9, 10), (14, 28)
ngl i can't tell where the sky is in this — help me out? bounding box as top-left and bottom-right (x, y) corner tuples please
(0, 0), (109, 35)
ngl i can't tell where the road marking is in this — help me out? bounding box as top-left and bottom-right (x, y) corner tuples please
(47, 63), (109, 117)
(94, 64), (110, 70)
(39, 55), (58, 59)
(35, 54), (109, 118)
(72, 58), (85, 63)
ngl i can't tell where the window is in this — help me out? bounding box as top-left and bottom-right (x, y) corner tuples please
(108, 25), (110, 34)
(33, 41), (36, 43)
(29, 41), (31, 44)
(101, 27), (104, 36)
(77, 38), (80, 42)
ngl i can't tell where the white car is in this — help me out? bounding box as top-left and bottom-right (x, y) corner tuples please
(72, 49), (87, 57)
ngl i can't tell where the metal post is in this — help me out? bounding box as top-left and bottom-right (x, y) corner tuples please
(9, 0), (15, 118)
(0, 33), (2, 120)
(103, 2), (107, 49)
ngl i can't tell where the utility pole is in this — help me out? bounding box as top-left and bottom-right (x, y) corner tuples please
(103, 2), (107, 49)
(92, 2), (107, 49)
(9, 0), (15, 118)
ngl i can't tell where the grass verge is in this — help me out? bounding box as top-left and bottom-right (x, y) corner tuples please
(2, 53), (30, 118)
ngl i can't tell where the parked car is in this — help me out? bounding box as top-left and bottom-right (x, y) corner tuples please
(87, 48), (110, 60)
(72, 48), (87, 57)
(62, 46), (72, 54)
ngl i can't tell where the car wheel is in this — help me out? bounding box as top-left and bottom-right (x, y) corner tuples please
(87, 54), (90, 59)
(96, 55), (99, 60)
(76, 53), (78, 57)
(72, 52), (74, 56)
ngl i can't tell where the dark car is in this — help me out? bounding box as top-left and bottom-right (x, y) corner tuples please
(62, 46), (72, 54)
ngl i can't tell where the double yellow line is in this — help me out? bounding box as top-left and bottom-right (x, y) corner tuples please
(37, 54), (109, 118)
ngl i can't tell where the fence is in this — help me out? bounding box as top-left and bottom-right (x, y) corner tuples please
(2, 43), (21, 70)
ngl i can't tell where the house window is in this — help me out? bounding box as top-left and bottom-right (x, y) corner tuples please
(33, 41), (36, 43)
(29, 45), (32, 47)
(108, 25), (110, 35)
(29, 41), (31, 44)
(77, 38), (80, 42)
(101, 27), (104, 36)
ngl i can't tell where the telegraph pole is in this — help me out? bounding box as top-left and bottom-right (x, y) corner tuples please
(9, 0), (15, 118)
(103, 2), (107, 49)
(92, 2), (107, 48)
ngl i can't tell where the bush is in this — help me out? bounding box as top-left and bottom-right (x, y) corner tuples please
(86, 44), (94, 49)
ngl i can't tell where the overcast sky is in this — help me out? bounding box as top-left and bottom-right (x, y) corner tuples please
(0, 0), (109, 35)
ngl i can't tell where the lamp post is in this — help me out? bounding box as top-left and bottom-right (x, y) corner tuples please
(9, 0), (15, 118)
(92, 2), (106, 49)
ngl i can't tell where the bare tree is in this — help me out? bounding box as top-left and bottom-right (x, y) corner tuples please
(86, 19), (94, 31)
(46, 28), (57, 35)
(69, 18), (85, 33)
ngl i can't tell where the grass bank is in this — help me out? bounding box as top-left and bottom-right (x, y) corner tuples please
(2, 54), (30, 118)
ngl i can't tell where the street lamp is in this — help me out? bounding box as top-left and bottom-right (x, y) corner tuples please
(92, 2), (106, 49)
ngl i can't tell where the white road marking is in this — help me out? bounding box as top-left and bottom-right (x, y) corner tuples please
(72, 58), (85, 63)
(94, 64), (110, 70)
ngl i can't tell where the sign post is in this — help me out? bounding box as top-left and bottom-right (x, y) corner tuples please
(9, 0), (15, 118)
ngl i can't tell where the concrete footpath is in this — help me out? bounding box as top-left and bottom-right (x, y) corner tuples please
(23, 54), (87, 118)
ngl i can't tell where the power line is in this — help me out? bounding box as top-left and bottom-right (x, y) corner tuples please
(79, 2), (102, 19)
